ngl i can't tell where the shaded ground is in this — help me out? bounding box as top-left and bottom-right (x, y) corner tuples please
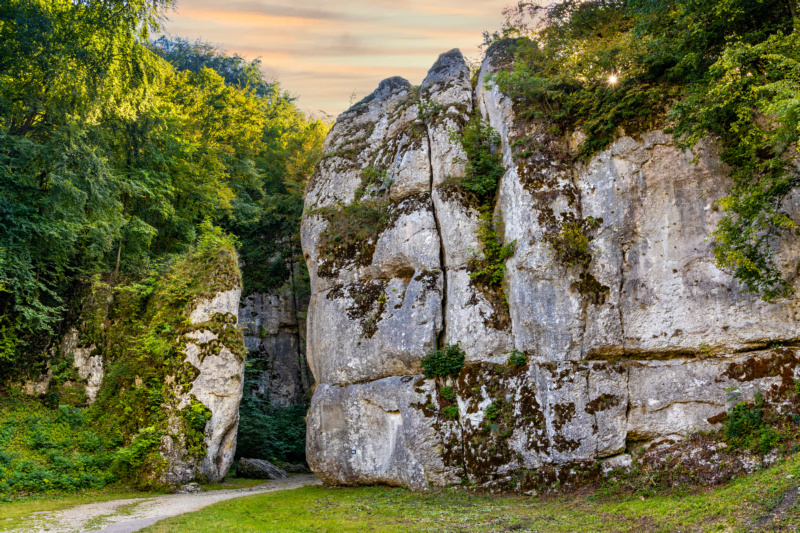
(3, 475), (320, 533)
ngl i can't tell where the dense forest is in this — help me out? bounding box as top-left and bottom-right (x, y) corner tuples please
(0, 0), (325, 495)
(0, 0), (326, 374)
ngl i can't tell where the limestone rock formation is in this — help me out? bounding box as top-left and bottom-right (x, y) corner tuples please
(238, 289), (312, 406)
(301, 47), (800, 490)
(160, 287), (246, 485)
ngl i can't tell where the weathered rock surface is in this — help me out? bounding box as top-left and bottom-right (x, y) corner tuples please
(239, 289), (312, 406)
(302, 46), (800, 490)
(302, 74), (444, 385)
(160, 288), (246, 485)
(237, 458), (289, 480)
(307, 376), (455, 490)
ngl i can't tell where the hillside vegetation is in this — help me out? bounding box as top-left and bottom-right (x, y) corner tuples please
(0, 0), (326, 497)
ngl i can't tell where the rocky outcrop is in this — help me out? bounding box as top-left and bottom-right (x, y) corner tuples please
(301, 47), (800, 490)
(62, 329), (104, 404)
(159, 287), (246, 485)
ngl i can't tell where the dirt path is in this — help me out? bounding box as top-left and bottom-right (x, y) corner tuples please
(14, 475), (321, 533)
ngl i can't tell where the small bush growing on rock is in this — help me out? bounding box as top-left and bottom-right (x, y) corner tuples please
(469, 209), (516, 289)
(508, 350), (527, 367)
(724, 388), (780, 453)
(421, 343), (466, 380)
(354, 166), (393, 201)
(439, 386), (457, 402)
(547, 218), (592, 268)
(442, 405), (460, 420)
(449, 116), (505, 201)
(484, 401), (502, 423)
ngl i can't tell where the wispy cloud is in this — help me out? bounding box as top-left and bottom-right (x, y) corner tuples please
(163, 0), (511, 116)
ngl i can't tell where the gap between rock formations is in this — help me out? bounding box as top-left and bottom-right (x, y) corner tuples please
(424, 124), (448, 351)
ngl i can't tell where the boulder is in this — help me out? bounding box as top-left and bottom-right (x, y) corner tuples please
(238, 458), (289, 480)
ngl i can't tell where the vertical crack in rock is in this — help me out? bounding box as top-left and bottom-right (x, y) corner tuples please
(425, 125), (448, 350)
(571, 171), (590, 358)
(618, 244), (628, 356)
(624, 362), (632, 453)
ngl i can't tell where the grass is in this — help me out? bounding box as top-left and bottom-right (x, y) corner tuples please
(139, 457), (800, 533)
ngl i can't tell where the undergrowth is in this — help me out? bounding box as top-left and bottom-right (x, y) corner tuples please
(0, 393), (116, 498)
(0, 222), (245, 496)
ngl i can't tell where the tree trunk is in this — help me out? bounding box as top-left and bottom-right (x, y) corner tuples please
(114, 239), (122, 279)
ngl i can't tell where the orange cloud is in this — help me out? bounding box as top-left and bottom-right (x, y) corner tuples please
(162, 0), (511, 115)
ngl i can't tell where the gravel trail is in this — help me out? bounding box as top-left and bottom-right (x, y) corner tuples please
(13, 475), (321, 533)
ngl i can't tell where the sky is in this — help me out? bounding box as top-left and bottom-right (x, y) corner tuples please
(161, 0), (512, 118)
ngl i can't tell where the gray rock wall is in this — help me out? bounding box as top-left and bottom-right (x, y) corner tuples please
(301, 47), (800, 490)
(239, 289), (312, 406)
(160, 287), (246, 485)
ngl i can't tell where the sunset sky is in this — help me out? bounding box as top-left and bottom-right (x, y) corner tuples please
(161, 0), (511, 118)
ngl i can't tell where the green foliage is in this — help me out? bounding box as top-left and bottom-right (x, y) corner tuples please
(183, 398), (212, 459)
(508, 350), (527, 367)
(421, 344), (466, 380)
(484, 401), (502, 423)
(83, 232), (243, 485)
(548, 217), (593, 268)
(0, 5), (328, 370)
(354, 166), (393, 201)
(0, 397), (116, 498)
(448, 114), (515, 293)
(724, 388), (781, 454)
(698, 342), (713, 359)
(109, 427), (164, 483)
(442, 405), (460, 420)
(469, 209), (516, 289)
(150, 37), (277, 98)
(486, 0), (800, 301)
(450, 116), (505, 201)
(439, 386), (457, 402)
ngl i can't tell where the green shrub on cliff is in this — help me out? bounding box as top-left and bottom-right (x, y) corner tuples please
(450, 117), (505, 201)
(421, 343), (466, 380)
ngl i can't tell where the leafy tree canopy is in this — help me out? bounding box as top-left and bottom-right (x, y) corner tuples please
(0, 2), (328, 372)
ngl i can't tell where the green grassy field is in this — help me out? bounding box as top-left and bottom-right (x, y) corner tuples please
(139, 458), (800, 533)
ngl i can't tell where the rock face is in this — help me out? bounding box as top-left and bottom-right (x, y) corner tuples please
(160, 287), (246, 485)
(301, 47), (800, 490)
(238, 289), (313, 406)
